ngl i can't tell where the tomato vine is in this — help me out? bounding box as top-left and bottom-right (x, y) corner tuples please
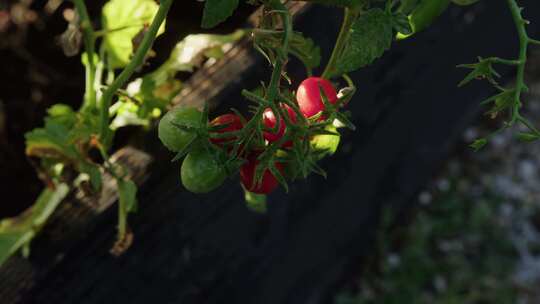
(0, 0), (538, 266)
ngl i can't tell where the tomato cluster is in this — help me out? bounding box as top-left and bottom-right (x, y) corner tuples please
(158, 77), (341, 195)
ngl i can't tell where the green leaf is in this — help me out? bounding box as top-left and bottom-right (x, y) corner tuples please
(201, 0), (239, 29)
(392, 13), (413, 35)
(0, 183), (69, 266)
(79, 162), (103, 192)
(125, 30), (245, 119)
(470, 138), (487, 151)
(310, 125), (341, 158)
(482, 89), (515, 118)
(458, 57), (500, 87)
(397, 0), (450, 39)
(333, 9), (393, 77)
(517, 132), (540, 142)
(118, 179), (138, 213)
(244, 190), (267, 214)
(102, 0), (165, 69)
(255, 31), (321, 70)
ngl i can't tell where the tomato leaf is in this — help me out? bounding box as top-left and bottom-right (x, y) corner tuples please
(244, 190), (267, 214)
(310, 125), (340, 158)
(517, 132), (540, 142)
(458, 57), (501, 87)
(256, 31), (321, 70)
(123, 30), (245, 120)
(201, 0), (239, 29)
(0, 183), (69, 266)
(102, 0), (165, 69)
(470, 138), (487, 151)
(79, 162), (103, 193)
(333, 9), (393, 77)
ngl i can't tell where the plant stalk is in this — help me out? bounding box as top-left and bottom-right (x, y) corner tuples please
(99, 0), (173, 147)
(321, 7), (358, 79)
(72, 0), (97, 109)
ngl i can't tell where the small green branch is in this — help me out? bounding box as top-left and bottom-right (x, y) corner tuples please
(517, 114), (540, 136)
(99, 0), (173, 146)
(485, 57), (522, 66)
(72, 0), (96, 109)
(266, 0), (292, 103)
(506, 0), (529, 124)
(530, 38), (540, 45)
(322, 7), (358, 79)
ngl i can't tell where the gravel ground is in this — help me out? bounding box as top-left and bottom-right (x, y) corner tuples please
(335, 50), (540, 304)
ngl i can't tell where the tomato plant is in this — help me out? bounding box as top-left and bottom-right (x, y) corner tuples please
(1, 0), (539, 265)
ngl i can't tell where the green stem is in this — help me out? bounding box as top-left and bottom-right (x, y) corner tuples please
(506, 0), (529, 124)
(72, 0), (96, 109)
(485, 57), (522, 66)
(99, 0), (173, 146)
(262, 0), (292, 135)
(517, 115), (540, 136)
(322, 7), (358, 79)
(117, 178), (128, 241)
(265, 0), (291, 104)
(530, 38), (540, 45)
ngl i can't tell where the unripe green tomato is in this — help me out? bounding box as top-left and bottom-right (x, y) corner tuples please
(181, 148), (226, 193)
(451, 0), (480, 5)
(158, 106), (203, 152)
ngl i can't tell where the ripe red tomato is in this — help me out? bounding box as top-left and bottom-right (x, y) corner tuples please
(240, 154), (284, 194)
(209, 113), (243, 146)
(296, 77), (338, 119)
(262, 104), (297, 147)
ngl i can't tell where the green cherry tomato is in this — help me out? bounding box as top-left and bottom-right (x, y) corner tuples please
(181, 148), (226, 193)
(158, 106), (203, 152)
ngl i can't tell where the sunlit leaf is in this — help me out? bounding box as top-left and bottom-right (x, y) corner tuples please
(102, 0), (165, 68)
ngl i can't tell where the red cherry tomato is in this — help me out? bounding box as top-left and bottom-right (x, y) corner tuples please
(296, 77), (338, 119)
(262, 104), (297, 147)
(209, 114), (243, 146)
(240, 154), (284, 194)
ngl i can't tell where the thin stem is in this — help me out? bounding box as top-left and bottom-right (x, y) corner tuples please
(99, 0), (173, 147)
(72, 0), (96, 109)
(265, 0), (291, 104)
(117, 178), (128, 241)
(322, 7), (358, 79)
(530, 38), (540, 45)
(517, 115), (540, 136)
(485, 57), (522, 66)
(506, 0), (529, 124)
